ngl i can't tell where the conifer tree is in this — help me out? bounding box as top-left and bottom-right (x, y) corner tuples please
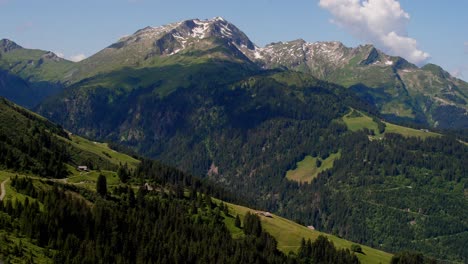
(96, 174), (107, 197)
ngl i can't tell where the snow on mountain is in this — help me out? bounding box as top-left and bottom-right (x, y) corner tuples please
(107, 17), (257, 58)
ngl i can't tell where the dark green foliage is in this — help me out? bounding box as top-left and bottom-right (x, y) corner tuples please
(243, 212), (262, 237)
(96, 174), (107, 196)
(117, 163), (130, 183)
(372, 116), (386, 133)
(0, 98), (69, 177)
(316, 159), (322, 168)
(2, 175), (289, 264)
(280, 133), (468, 262)
(35, 62), (468, 262)
(391, 251), (436, 264)
(235, 214), (241, 228)
(297, 235), (359, 264)
(0, 70), (65, 108)
(350, 244), (363, 254)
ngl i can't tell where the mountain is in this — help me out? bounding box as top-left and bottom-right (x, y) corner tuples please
(243, 39), (468, 129)
(0, 96), (379, 264)
(65, 17), (259, 83)
(3, 18), (467, 129)
(10, 18), (468, 261)
(0, 39), (75, 108)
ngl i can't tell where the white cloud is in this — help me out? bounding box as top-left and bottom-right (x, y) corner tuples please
(451, 69), (463, 78)
(319, 0), (430, 65)
(54, 52), (65, 58)
(69, 54), (87, 62)
(451, 65), (467, 80)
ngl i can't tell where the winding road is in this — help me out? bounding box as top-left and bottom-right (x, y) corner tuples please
(0, 178), (8, 201)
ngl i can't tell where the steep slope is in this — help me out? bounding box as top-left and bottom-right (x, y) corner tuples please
(38, 65), (468, 262)
(34, 18), (468, 261)
(245, 40), (468, 129)
(224, 201), (393, 264)
(0, 99), (374, 263)
(0, 97), (138, 177)
(0, 39), (75, 107)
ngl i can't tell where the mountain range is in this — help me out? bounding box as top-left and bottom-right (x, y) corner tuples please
(0, 17), (467, 262)
(2, 17), (466, 128)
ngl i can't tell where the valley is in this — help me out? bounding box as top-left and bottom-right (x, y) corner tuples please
(0, 16), (467, 263)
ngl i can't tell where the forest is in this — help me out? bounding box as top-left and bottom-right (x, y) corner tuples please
(0, 164), (363, 264)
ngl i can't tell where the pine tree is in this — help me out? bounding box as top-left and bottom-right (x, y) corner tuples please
(96, 174), (107, 197)
(235, 214), (241, 228)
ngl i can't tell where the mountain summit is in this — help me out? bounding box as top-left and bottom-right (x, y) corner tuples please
(113, 16), (257, 55)
(1, 17), (467, 128)
(0, 39), (22, 53)
(70, 17), (260, 81)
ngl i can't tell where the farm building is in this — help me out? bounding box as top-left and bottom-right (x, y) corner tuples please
(77, 165), (89, 171)
(255, 211), (273, 218)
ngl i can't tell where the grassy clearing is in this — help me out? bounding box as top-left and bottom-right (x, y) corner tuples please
(286, 152), (341, 183)
(65, 135), (140, 169)
(66, 170), (120, 191)
(224, 202), (393, 264)
(342, 109), (440, 139)
(384, 123), (439, 138)
(343, 110), (381, 135)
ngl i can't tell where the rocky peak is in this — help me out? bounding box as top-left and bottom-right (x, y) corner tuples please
(108, 17), (256, 56)
(40, 51), (64, 62)
(0, 39), (22, 53)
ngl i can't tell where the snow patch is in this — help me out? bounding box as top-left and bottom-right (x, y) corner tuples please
(254, 50), (263, 59)
(192, 20), (210, 39)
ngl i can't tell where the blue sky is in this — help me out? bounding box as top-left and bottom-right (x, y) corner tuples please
(0, 0), (467, 80)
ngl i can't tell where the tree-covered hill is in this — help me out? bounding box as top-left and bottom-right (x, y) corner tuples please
(0, 96), (383, 263)
(1, 17), (467, 262)
(36, 61), (468, 262)
(0, 97), (139, 177)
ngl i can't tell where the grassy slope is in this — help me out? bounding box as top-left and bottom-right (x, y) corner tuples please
(286, 152), (341, 183)
(0, 171), (52, 263)
(0, 171), (30, 204)
(0, 48), (75, 81)
(342, 109), (440, 139)
(223, 201), (393, 264)
(1, 168), (394, 264)
(0, 229), (53, 264)
(65, 135), (140, 169)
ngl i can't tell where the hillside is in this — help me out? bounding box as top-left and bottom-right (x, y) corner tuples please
(0, 39), (75, 108)
(223, 201), (393, 264)
(0, 97), (138, 177)
(1, 17), (467, 262)
(32, 19), (468, 260)
(38, 68), (468, 262)
(342, 109), (440, 139)
(0, 96), (387, 263)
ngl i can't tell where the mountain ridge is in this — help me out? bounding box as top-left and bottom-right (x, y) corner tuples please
(2, 17), (467, 128)
(62, 17), (468, 129)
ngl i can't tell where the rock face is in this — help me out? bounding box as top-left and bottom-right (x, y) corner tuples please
(242, 39), (468, 129)
(0, 39), (22, 53)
